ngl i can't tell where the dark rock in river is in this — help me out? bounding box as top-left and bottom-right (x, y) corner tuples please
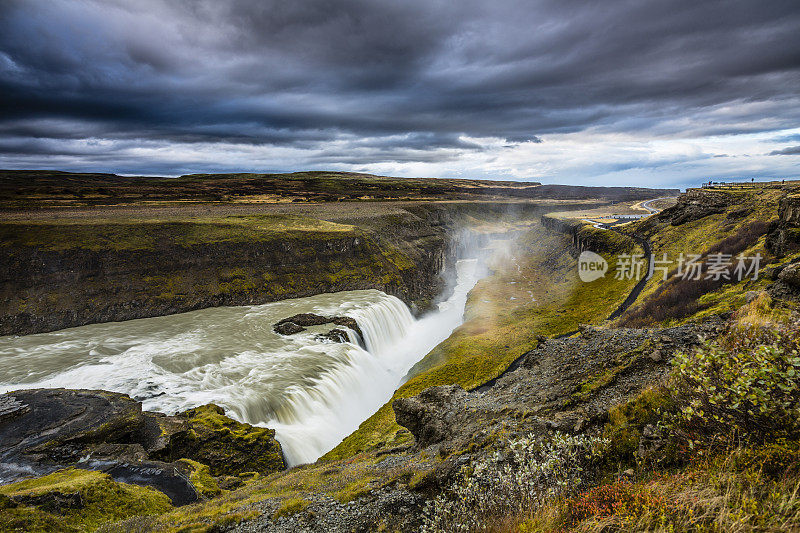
(274, 313), (364, 341)
(0, 389), (285, 505)
(274, 321), (305, 335)
(316, 328), (352, 344)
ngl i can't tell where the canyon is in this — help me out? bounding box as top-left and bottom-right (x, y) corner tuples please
(3, 171), (800, 532)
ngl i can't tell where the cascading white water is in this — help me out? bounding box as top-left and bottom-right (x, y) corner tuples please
(0, 257), (483, 466)
(347, 296), (415, 355)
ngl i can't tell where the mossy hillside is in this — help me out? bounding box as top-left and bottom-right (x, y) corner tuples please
(616, 186), (785, 327)
(574, 223), (638, 255)
(324, 224), (642, 460)
(678, 243), (800, 327)
(673, 260), (793, 326)
(648, 187), (780, 269)
(0, 468), (172, 532)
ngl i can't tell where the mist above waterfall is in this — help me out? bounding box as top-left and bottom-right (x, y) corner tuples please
(0, 247), (497, 466)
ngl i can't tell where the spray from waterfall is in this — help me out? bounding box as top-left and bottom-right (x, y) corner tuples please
(0, 231), (519, 466)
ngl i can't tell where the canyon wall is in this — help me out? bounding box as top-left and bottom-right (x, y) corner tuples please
(0, 201), (592, 336)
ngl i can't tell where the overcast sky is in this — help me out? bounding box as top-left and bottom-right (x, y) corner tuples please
(1, 0), (799, 187)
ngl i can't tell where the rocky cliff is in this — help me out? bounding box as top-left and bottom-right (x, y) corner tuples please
(767, 193), (800, 256)
(0, 228), (424, 336)
(0, 211), (453, 336)
(0, 201), (591, 336)
(540, 214), (639, 255)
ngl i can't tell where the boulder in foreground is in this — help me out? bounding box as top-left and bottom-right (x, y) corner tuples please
(0, 388), (285, 507)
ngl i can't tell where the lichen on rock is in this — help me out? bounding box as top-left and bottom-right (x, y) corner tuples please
(152, 404), (285, 478)
(0, 389), (284, 512)
(0, 468), (172, 532)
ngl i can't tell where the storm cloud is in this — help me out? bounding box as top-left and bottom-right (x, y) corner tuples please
(770, 146), (800, 156)
(1, 0), (799, 184)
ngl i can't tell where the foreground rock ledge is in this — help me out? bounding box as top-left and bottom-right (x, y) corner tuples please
(0, 388), (285, 506)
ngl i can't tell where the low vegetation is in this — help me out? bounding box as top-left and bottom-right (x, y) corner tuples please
(620, 220), (772, 326)
(0, 214), (356, 252)
(619, 186), (785, 327)
(474, 296), (800, 532)
(421, 433), (608, 532)
(669, 312), (800, 449)
(0, 468), (172, 532)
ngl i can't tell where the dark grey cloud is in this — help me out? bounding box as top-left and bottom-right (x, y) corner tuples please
(1, 0), (800, 175)
(504, 135), (543, 144)
(770, 146), (800, 156)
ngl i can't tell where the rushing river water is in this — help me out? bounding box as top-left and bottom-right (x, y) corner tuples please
(0, 258), (484, 465)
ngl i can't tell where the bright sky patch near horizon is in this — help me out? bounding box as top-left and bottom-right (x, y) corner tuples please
(1, 0), (799, 188)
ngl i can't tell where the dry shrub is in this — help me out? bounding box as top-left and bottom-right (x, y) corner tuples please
(555, 445), (800, 533)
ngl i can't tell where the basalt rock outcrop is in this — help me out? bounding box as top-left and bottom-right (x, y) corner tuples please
(273, 313), (364, 340)
(768, 259), (800, 303)
(392, 385), (468, 448)
(0, 231), (427, 337)
(767, 193), (800, 257)
(654, 188), (732, 226)
(540, 215), (639, 256)
(779, 262), (800, 288)
(0, 389), (284, 505)
(151, 404), (284, 478)
(393, 321), (723, 457)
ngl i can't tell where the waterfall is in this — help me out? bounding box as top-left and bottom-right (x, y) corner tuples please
(257, 293), (418, 465)
(0, 259), (484, 468)
(345, 295), (415, 355)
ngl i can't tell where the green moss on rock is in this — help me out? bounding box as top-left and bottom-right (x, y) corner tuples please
(155, 404), (285, 477)
(603, 386), (672, 462)
(272, 497), (311, 520)
(177, 459), (222, 499)
(0, 468), (172, 532)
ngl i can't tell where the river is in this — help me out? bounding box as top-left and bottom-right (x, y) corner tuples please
(0, 257), (485, 465)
